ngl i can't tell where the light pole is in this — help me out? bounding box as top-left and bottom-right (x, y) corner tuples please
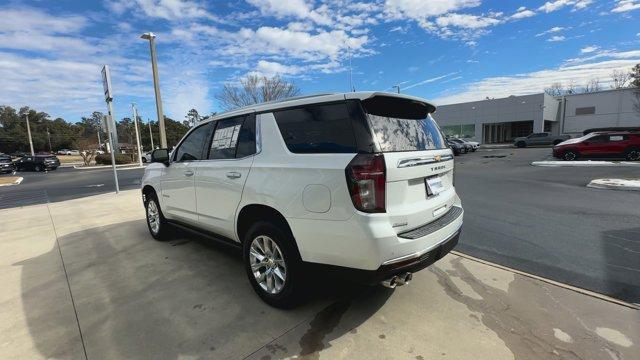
(131, 103), (143, 166)
(392, 85), (400, 94)
(148, 118), (155, 149)
(24, 112), (35, 156)
(140, 32), (167, 148)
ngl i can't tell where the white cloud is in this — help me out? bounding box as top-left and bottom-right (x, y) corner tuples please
(538, 0), (592, 13)
(565, 49), (640, 64)
(107, 0), (218, 21)
(404, 72), (457, 90)
(433, 56), (640, 105)
(509, 8), (536, 19)
(435, 13), (501, 29)
(580, 45), (599, 53)
(547, 35), (566, 42)
(255, 60), (304, 76)
(246, 0), (332, 25)
(612, 0), (640, 13)
(535, 26), (565, 37)
(385, 0), (481, 18)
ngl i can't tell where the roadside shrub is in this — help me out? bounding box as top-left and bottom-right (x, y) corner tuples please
(95, 153), (133, 165)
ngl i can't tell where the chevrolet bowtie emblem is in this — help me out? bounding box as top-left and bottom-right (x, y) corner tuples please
(434, 155), (442, 162)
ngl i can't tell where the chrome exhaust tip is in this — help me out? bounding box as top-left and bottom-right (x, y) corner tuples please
(403, 272), (412, 285)
(380, 272), (413, 288)
(381, 276), (399, 289)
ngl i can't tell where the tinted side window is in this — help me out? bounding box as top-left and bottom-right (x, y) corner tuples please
(174, 122), (214, 162)
(274, 103), (357, 153)
(589, 135), (608, 143)
(210, 116), (244, 159)
(236, 115), (257, 158)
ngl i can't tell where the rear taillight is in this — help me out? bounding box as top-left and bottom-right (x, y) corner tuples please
(345, 154), (386, 213)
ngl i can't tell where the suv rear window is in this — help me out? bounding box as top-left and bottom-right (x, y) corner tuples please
(273, 102), (358, 153)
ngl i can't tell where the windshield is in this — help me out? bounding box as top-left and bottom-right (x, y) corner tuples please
(367, 114), (447, 152)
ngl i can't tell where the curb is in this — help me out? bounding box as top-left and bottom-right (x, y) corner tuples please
(532, 160), (640, 167)
(451, 251), (640, 310)
(0, 176), (23, 187)
(587, 179), (640, 191)
(73, 164), (146, 170)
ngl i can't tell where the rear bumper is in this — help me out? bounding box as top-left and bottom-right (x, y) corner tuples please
(305, 226), (461, 285)
(288, 198), (464, 271)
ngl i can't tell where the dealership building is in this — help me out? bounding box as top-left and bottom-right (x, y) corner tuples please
(434, 88), (640, 143)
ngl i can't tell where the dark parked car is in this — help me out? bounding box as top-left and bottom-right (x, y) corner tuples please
(449, 138), (474, 153)
(514, 132), (571, 148)
(14, 155), (60, 171)
(0, 155), (15, 174)
(552, 131), (640, 161)
(446, 139), (466, 155)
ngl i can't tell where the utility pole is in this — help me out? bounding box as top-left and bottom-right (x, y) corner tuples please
(97, 130), (101, 149)
(148, 118), (155, 149)
(25, 112), (35, 156)
(101, 65), (119, 194)
(348, 46), (354, 92)
(46, 127), (52, 152)
(141, 32), (167, 148)
(131, 103), (143, 166)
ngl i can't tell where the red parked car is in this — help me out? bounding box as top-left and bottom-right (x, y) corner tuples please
(553, 131), (640, 161)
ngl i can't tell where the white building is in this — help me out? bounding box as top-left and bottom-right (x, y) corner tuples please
(434, 88), (640, 143)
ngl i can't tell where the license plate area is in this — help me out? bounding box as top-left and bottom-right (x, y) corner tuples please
(425, 176), (445, 197)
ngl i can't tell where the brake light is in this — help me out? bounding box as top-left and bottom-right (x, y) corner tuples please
(345, 154), (386, 213)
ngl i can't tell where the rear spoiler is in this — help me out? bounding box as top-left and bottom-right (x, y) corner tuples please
(360, 94), (436, 119)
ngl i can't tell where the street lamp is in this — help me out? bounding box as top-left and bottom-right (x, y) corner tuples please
(24, 112), (35, 156)
(140, 32), (167, 148)
(392, 85), (400, 94)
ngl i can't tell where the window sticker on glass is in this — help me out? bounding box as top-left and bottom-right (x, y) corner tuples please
(609, 135), (624, 141)
(211, 124), (241, 150)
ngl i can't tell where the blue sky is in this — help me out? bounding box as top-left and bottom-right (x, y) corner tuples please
(0, 0), (639, 124)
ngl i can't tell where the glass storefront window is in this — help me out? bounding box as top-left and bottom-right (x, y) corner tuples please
(441, 124), (475, 139)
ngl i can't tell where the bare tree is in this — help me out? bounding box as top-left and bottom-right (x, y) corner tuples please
(610, 70), (631, 89)
(565, 80), (577, 95)
(584, 78), (601, 93)
(545, 82), (564, 96)
(185, 108), (200, 128)
(216, 75), (301, 111)
(73, 138), (98, 166)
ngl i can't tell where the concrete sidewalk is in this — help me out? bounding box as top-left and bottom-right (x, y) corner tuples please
(1, 190), (638, 359)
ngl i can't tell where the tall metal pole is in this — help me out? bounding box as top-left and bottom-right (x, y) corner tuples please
(348, 46), (354, 92)
(131, 104), (143, 166)
(105, 115), (120, 194)
(46, 127), (52, 152)
(148, 118), (155, 149)
(142, 33), (167, 148)
(25, 113), (35, 156)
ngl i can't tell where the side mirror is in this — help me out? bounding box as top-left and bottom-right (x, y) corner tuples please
(151, 148), (170, 165)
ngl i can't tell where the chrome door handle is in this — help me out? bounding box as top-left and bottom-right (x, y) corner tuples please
(226, 172), (241, 179)
(184, 170), (194, 177)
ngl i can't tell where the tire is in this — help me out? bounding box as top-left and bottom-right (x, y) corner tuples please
(516, 141), (526, 148)
(626, 148), (640, 161)
(34, 165), (42, 172)
(563, 150), (578, 161)
(145, 192), (171, 241)
(243, 221), (303, 308)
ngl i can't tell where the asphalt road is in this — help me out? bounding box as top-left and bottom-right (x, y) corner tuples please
(2, 150), (639, 303)
(0, 166), (145, 209)
(455, 147), (640, 303)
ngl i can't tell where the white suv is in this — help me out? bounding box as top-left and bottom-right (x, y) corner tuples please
(142, 92), (463, 307)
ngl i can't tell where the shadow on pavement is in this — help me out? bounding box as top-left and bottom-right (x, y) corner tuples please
(602, 227), (640, 303)
(17, 219), (391, 359)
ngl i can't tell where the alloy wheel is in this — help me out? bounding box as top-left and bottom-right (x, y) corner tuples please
(628, 150), (639, 161)
(249, 235), (287, 294)
(147, 200), (160, 234)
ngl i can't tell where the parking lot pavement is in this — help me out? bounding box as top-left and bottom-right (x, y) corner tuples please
(455, 147), (640, 303)
(1, 190), (638, 359)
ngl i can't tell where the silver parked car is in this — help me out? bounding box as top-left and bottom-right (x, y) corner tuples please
(514, 132), (570, 148)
